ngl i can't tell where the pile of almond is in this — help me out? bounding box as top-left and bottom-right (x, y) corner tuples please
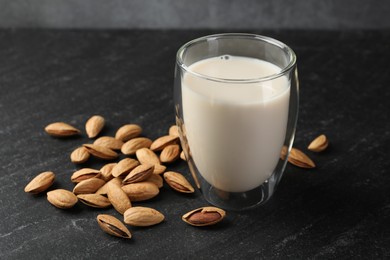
(25, 115), (328, 239)
(25, 115), (225, 239)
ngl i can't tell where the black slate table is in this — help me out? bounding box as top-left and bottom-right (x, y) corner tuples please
(1, 30), (389, 259)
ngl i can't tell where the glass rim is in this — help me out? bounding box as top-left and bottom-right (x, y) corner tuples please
(176, 33), (297, 84)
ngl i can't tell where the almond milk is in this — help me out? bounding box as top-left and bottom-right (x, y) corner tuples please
(182, 55), (290, 192)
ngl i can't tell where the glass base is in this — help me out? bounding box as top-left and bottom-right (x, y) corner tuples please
(199, 176), (273, 211)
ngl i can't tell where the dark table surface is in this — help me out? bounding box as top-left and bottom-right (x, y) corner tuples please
(0, 29), (389, 259)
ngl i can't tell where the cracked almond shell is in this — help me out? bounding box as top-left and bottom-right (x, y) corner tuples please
(97, 214), (131, 239)
(182, 207), (226, 226)
(163, 171), (194, 193)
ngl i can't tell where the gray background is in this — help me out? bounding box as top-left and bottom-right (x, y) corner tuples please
(0, 0), (388, 29)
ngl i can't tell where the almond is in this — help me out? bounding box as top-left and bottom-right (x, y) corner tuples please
(112, 158), (140, 178)
(115, 124), (142, 142)
(124, 206), (164, 226)
(163, 171), (194, 193)
(288, 148), (316, 168)
(182, 207), (226, 226)
(136, 148), (160, 165)
(308, 134), (329, 152)
(94, 136), (123, 150)
(146, 174), (163, 188)
(73, 178), (106, 195)
(45, 122), (80, 137)
(77, 194), (111, 208)
(71, 168), (101, 183)
(180, 151), (187, 161)
(47, 189), (78, 209)
(122, 182), (159, 201)
(24, 171), (55, 194)
(121, 137), (152, 155)
(122, 164), (154, 185)
(97, 214), (131, 239)
(70, 146), (90, 164)
(107, 182), (132, 214)
(153, 164), (166, 175)
(160, 144), (180, 163)
(150, 135), (179, 152)
(85, 115), (105, 138)
(83, 144), (118, 160)
(280, 145), (288, 160)
(100, 163), (117, 181)
(96, 177), (122, 196)
(169, 125), (179, 137)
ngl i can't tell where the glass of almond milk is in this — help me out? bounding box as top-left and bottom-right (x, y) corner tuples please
(174, 34), (299, 210)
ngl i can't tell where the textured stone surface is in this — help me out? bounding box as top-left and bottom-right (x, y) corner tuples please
(0, 0), (389, 29)
(0, 30), (389, 259)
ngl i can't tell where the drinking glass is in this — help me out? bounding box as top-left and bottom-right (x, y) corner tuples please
(174, 33), (299, 210)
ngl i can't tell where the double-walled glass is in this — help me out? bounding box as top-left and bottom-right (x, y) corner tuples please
(174, 34), (299, 210)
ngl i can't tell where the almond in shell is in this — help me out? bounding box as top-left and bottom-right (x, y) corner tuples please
(83, 144), (118, 160)
(168, 125), (179, 137)
(180, 151), (186, 161)
(288, 148), (316, 168)
(160, 144), (180, 163)
(122, 164), (154, 185)
(280, 145), (288, 160)
(136, 148), (160, 165)
(124, 206), (164, 226)
(122, 182), (159, 201)
(85, 115), (105, 138)
(115, 124), (142, 142)
(45, 122), (80, 137)
(24, 171), (55, 194)
(107, 182), (132, 214)
(136, 148), (165, 174)
(47, 189), (78, 209)
(77, 194), (111, 208)
(308, 134), (329, 152)
(163, 171), (194, 193)
(121, 137), (152, 155)
(96, 177), (122, 196)
(146, 174), (163, 188)
(70, 146), (90, 164)
(150, 135), (179, 152)
(73, 178), (106, 195)
(153, 164), (166, 175)
(71, 168), (101, 183)
(100, 163), (117, 181)
(97, 214), (131, 239)
(94, 136), (123, 150)
(112, 158), (140, 178)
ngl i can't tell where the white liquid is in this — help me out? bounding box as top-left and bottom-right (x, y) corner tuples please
(182, 55), (290, 192)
